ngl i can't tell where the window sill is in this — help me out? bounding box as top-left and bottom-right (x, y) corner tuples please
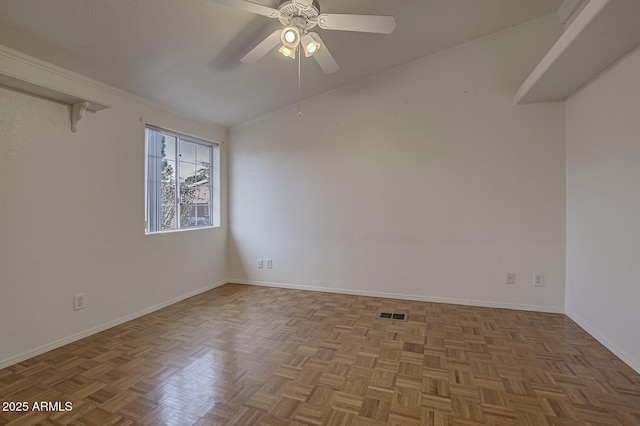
(145, 225), (220, 235)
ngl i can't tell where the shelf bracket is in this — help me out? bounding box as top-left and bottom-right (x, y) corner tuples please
(71, 101), (90, 132)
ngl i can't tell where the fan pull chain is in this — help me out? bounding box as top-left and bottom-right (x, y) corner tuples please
(297, 45), (302, 117)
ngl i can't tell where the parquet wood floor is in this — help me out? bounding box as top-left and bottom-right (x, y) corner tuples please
(1, 284), (639, 425)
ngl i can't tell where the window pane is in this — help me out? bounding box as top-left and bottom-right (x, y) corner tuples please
(161, 204), (177, 230)
(180, 204), (196, 227)
(162, 135), (176, 160)
(195, 164), (210, 183)
(196, 187), (209, 203)
(161, 161), (176, 220)
(196, 205), (211, 226)
(179, 162), (197, 225)
(179, 140), (196, 163)
(196, 144), (210, 167)
(179, 161), (196, 183)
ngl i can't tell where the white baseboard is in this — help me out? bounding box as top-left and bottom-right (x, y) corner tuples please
(230, 279), (565, 314)
(0, 280), (227, 370)
(565, 309), (640, 374)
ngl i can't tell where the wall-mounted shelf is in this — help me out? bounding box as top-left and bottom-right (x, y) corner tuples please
(515, 0), (640, 104)
(0, 46), (110, 132)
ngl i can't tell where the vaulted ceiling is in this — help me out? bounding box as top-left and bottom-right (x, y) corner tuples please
(0, 0), (562, 126)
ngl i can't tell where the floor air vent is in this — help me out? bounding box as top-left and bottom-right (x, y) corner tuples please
(376, 312), (408, 321)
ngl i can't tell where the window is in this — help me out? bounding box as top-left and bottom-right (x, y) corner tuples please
(145, 126), (220, 233)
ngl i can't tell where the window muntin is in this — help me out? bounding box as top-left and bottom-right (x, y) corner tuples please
(145, 126), (220, 233)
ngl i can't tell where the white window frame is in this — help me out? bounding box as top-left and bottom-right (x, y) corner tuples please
(145, 125), (220, 234)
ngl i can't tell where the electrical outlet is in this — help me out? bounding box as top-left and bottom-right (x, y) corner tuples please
(534, 274), (544, 287)
(257, 259), (264, 269)
(74, 294), (85, 311)
(505, 273), (515, 285)
(266, 258), (272, 269)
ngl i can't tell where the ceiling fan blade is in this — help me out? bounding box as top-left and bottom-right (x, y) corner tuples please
(317, 13), (397, 34)
(205, 0), (281, 18)
(312, 35), (339, 74)
(241, 30), (282, 64)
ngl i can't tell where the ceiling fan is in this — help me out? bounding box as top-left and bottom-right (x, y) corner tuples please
(206, 0), (397, 73)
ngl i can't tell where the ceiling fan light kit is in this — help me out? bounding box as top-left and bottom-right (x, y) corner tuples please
(278, 44), (297, 59)
(281, 25), (300, 48)
(206, 0), (396, 73)
(301, 32), (321, 57)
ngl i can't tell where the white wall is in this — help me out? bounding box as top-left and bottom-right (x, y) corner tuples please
(0, 53), (228, 367)
(565, 47), (640, 373)
(229, 17), (566, 311)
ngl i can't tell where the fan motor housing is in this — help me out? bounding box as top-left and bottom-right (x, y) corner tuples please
(278, 0), (320, 27)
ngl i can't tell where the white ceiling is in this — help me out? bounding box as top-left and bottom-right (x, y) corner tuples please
(0, 0), (562, 127)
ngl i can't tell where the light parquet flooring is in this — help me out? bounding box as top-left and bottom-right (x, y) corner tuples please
(1, 284), (639, 425)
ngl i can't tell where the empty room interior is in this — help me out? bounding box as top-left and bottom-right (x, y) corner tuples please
(1, 0), (640, 424)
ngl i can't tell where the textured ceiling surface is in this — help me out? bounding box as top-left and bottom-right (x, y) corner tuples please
(0, 0), (562, 126)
